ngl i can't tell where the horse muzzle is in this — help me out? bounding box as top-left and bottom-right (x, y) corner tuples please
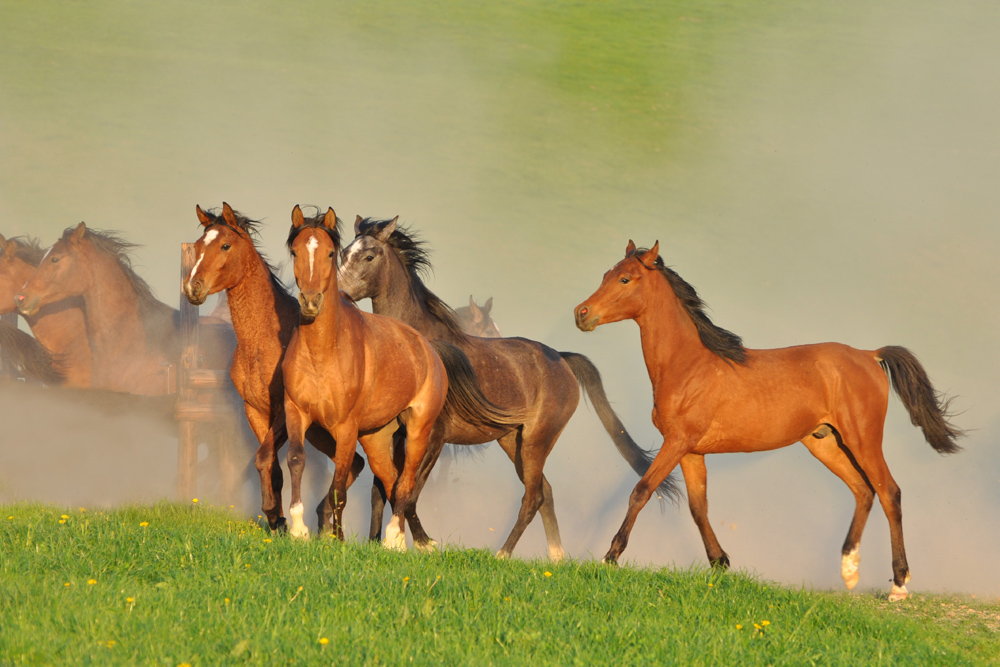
(183, 278), (208, 306)
(14, 292), (39, 318)
(298, 291), (324, 319)
(574, 304), (599, 332)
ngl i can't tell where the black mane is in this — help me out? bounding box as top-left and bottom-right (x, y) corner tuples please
(2, 236), (46, 266)
(355, 218), (466, 340)
(198, 207), (291, 297)
(285, 208), (342, 254)
(638, 249), (747, 365)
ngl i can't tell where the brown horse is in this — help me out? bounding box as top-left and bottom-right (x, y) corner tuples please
(574, 241), (963, 601)
(16, 223), (179, 395)
(0, 233), (91, 387)
(339, 218), (679, 561)
(454, 296), (502, 338)
(283, 206), (453, 547)
(183, 203), (366, 533)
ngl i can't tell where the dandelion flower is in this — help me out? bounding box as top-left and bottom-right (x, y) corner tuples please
(544, 571), (552, 577)
(762, 620), (770, 626)
(88, 579), (97, 585)
(263, 538), (272, 543)
(225, 598), (230, 604)
(736, 624), (743, 630)
(7, 516), (12, 521)
(61, 514), (69, 519)
(58, 519), (66, 524)
(140, 522), (149, 527)
(319, 638), (330, 645)
(754, 623), (761, 631)
(403, 576), (410, 582)
(126, 597), (134, 603)
(64, 582), (71, 587)
(192, 498), (199, 504)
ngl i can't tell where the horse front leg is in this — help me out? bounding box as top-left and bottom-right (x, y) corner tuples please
(249, 409), (287, 533)
(284, 404), (312, 539)
(679, 453), (729, 569)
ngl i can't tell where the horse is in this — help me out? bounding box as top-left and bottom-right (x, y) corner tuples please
(183, 203), (368, 534)
(282, 206), (458, 547)
(339, 217), (679, 561)
(454, 296), (502, 338)
(574, 240), (963, 601)
(0, 320), (65, 385)
(0, 233), (91, 387)
(16, 223), (179, 396)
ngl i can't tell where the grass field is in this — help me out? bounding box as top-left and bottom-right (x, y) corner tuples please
(2, 503), (998, 666)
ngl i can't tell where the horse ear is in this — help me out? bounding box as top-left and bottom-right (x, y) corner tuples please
(644, 240), (660, 265)
(468, 295), (476, 309)
(376, 216), (398, 242)
(222, 202), (238, 227)
(70, 222), (87, 244)
(625, 239), (636, 257)
(291, 205), (305, 229)
(323, 208), (337, 230)
(483, 296), (493, 316)
(195, 205), (212, 226)
(354, 215), (365, 236)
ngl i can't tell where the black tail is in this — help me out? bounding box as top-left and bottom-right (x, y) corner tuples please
(0, 321), (66, 385)
(560, 351), (683, 503)
(431, 340), (526, 430)
(878, 345), (963, 454)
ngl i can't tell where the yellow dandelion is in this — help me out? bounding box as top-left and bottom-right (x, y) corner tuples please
(245, 564), (251, 568)
(319, 638), (330, 645)
(58, 519), (66, 524)
(126, 597), (134, 603)
(403, 576), (410, 582)
(7, 516), (12, 520)
(178, 663), (192, 667)
(754, 623), (761, 630)
(140, 522), (149, 527)
(762, 620), (770, 626)
(225, 598), (230, 604)
(263, 538), (272, 543)
(544, 571), (552, 577)
(504, 596), (511, 601)
(707, 583), (713, 587)
(736, 624), (743, 629)
(192, 498), (199, 504)
(61, 514), (69, 519)
(105, 640), (117, 648)
(64, 582), (71, 587)
(88, 579), (97, 585)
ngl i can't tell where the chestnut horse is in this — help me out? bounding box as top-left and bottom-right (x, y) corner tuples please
(283, 206), (454, 547)
(16, 223), (179, 395)
(183, 203), (366, 533)
(0, 234), (91, 386)
(455, 296), (502, 338)
(339, 218), (679, 561)
(575, 241), (963, 601)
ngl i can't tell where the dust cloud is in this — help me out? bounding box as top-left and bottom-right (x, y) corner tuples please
(1, 2), (998, 597)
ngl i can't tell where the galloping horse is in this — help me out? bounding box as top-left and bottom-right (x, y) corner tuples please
(339, 218), (679, 561)
(283, 206), (454, 547)
(183, 203), (366, 533)
(455, 296), (502, 338)
(16, 224), (178, 395)
(574, 241), (963, 601)
(0, 233), (91, 386)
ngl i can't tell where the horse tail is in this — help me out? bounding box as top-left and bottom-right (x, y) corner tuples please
(430, 340), (526, 429)
(877, 345), (963, 454)
(560, 351), (683, 503)
(0, 320), (66, 385)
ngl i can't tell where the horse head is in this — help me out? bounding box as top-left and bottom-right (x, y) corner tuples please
(288, 205), (340, 319)
(574, 240), (660, 331)
(15, 222), (90, 318)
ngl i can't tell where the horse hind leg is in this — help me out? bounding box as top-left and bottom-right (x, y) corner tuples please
(678, 453), (729, 569)
(495, 429), (564, 562)
(801, 427), (875, 590)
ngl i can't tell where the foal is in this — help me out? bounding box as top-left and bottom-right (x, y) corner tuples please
(575, 241), (963, 601)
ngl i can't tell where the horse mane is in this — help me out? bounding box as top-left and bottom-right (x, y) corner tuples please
(355, 218), (466, 340)
(285, 207), (342, 254)
(638, 249), (747, 365)
(199, 207), (292, 298)
(2, 236), (47, 266)
(66, 225), (179, 355)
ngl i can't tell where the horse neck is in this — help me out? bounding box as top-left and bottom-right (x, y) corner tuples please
(369, 258), (457, 342)
(296, 272), (358, 357)
(78, 254), (150, 361)
(225, 253), (298, 351)
(634, 278), (714, 386)
(24, 299), (93, 386)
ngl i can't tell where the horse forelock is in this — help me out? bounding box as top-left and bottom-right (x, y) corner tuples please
(637, 249), (747, 365)
(286, 208), (341, 254)
(199, 207), (262, 242)
(3, 236), (46, 266)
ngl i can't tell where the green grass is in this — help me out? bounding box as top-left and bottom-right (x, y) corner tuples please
(2, 503), (998, 666)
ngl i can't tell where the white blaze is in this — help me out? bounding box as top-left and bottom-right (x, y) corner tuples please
(186, 229), (219, 288)
(306, 235), (319, 281)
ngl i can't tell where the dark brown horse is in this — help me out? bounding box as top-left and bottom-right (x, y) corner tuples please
(283, 206), (454, 546)
(339, 217), (678, 561)
(574, 241), (963, 601)
(454, 296), (501, 338)
(0, 233), (91, 387)
(16, 223), (178, 395)
(183, 203), (366, 533)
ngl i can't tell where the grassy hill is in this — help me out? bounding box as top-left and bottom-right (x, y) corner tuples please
(2, 503), (997, 666)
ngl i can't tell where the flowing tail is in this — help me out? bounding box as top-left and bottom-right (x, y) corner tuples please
(431, 340), (526, 430)
(0, 321), (66, 385)
(560, 351), (683, 503)
(878, 345), (963, 454)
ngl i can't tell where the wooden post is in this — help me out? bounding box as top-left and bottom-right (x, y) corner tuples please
(177, 244), (199, 501)
(0, 312), (19, 379)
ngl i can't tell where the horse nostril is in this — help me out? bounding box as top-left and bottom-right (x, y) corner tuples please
(579, 307), (588, 317)
(15, 294), (24, 303)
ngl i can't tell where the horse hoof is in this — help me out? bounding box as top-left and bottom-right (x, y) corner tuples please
(711, 553), (731, 570)
(383, 518), (406, 551)
(290, 526), (310, 540)
(548, 546), (566, 563)
(415, 539), (438, 554)
(841, 548), (860, 590)
(888, 583), (909, 602)
(494, 550), (510, 560)
(271, 517), (288, 533)
(601, 555), (619, 566)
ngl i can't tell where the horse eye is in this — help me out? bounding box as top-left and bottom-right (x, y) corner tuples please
(365, 255), (374, 262)
(51, 256), (61, 264)
(328, 251), (335, 258)
(290, 250), (297, 257)
(221, 244), (231, 251)
(619, 277), (630, 284)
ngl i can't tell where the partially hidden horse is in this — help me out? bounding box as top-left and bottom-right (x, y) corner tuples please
(0, 233), (91, 386)
(16, 223), (180, 395)
(339, 217), (679, 561)
(574, 240), (963, 601)
(183, 203), (367, 533)
(283, 206), (459, 546)
(455, 296), (502, 338)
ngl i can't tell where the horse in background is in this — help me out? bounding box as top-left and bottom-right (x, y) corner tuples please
(574, 240), (963, 601)
(339, 217), (679, 561)
(183, 203), (367, 534)
(0, 233), (91, 386)
(455, 296), (501, 338)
